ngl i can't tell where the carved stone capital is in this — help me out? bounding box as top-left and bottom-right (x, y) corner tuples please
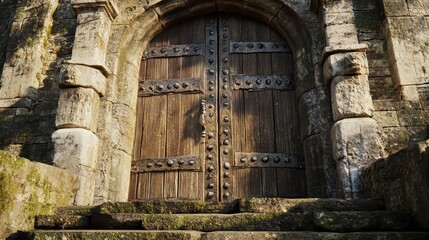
(71, 0), (119, 20)
(59, 62), (108, 96)
(324, 51), (369, 86)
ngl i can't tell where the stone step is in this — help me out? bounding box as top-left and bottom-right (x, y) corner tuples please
(238, 198), (385, 213)
(54, 198), (385, 216)
(28, 230), (429, 240)
(36, 211), (410, 232)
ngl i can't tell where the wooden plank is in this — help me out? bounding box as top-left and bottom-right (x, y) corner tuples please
(230, 41), (291, 53)
(164, 22), (182, 199)
(241, 15), (262, 197)
(130, 97), (144, 200)
(136, 172), (150, 199)
(269, 26), (306, 198)
(148, 31), (169, 199)
(230, 15), (245, 200)
(138, 78), (204, 96)
(255, 21), (277, 197)
(177, 17), (203, 200)
(143, 43), (204, 59)
(128, 173), (137, 200)
(132, 155), (201, 173)
(137, 35), (159, 200)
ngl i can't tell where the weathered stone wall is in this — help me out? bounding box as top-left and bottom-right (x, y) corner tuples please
(352, 0), (396, 100)
(364, 140), (429, 229)
(0, 0), (17, 79)
(0, 150), (78, 239)
(0, 0), (76, 163)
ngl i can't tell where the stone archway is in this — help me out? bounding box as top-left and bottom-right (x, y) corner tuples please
(111, 0), (333, 202)
(53, 0), (337, 204)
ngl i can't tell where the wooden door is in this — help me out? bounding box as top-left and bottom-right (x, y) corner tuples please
(129, 14), (306, 202)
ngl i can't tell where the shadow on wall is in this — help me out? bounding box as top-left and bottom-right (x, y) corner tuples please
(0, 85), (58, 165)
(0, 0), (77, 164)
(364, 139), (429, 229)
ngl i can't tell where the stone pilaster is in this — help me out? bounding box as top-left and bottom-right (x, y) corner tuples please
(322, 0), (384, 198)
(52, 0), (118, 205)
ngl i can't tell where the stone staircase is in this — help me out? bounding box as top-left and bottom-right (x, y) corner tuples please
(24, 198), (429, 239)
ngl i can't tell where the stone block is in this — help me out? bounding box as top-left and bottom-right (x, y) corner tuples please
(74, 165), (96, 205)
(324, 13), (354, 26)
(321, 0), (353, 14)
(382, 127), (409, 155)
(324, 52), (369, 85)
(325, 24), (359, 46)
(111, 103), (136, 155)
(382, 0), (409, 16)
(399, 86), (419, 101)
(0, 150), (78, 239)
(56, 88), (100, 132)
(373, 111), (400, 127)
(331, 118), (384, 165)
(303, 134), (326, 197)
(0, 97), (33, 108)
(407, 0), (429, 16)
(331, 75), (374, 121)
(385, 17), (429, 98)
(52, 128), (99, 205)
(108, 150), (132, 202)
(154, 0), (216, 27)
(59, 64), (107, 96)
(331, 118), (384, 198)
(299, 89), (321, 138)
(52, 128), (99, 171)
(71, 7), (112, 67)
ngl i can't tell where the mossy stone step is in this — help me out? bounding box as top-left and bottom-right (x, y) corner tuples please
(28, 230), (429, 240)
(87, 211), (410, 232)
(54, 198), (385, 216)
(239, 198), (385, 213)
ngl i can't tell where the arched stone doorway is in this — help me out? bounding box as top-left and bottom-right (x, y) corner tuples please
(110, 0), (333, 202)
(129, 14), (307, 201)
(53, 0), (338, 204)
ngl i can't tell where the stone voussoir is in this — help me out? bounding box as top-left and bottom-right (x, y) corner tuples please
(238, 198), (385, 213)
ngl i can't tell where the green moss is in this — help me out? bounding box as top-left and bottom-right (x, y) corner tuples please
(0, 150), (25, 214)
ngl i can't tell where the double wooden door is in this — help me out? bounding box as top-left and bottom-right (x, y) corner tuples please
(129, 14), (307, 201)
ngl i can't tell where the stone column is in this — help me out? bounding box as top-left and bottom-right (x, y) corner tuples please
(52, 0), (118, 205)
(321, 0), (384, 198)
